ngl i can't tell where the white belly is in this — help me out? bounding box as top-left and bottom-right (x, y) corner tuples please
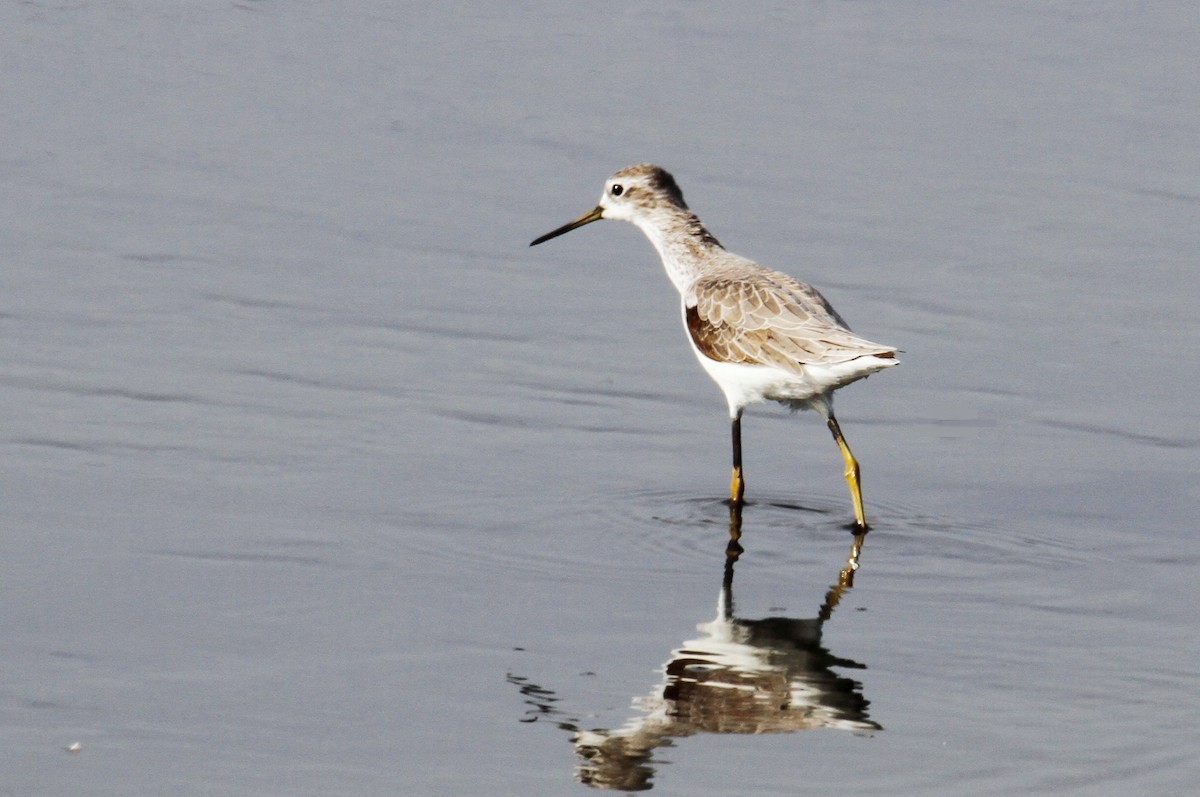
(689, 342), (896, 418)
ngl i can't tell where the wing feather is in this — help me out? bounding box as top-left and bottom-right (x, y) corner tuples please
(686, 269), (895, 374)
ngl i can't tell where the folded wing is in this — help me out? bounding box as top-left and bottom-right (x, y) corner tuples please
(685, 269), (896, 373)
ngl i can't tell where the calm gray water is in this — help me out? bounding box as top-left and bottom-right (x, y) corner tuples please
(3, 3), (1198, 795)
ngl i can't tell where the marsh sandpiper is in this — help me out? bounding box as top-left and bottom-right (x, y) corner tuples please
(531, 164), (897, 529)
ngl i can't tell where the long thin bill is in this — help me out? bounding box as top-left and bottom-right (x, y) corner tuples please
(529, 206), (604, 246)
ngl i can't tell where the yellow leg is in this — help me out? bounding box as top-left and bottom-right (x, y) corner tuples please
(729, 411), (745, 505)
(827, 416), (867, 529)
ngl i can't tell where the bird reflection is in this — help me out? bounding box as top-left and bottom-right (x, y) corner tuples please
(510, 506), (880, 791)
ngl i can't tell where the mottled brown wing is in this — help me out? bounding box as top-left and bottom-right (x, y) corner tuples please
(686, 272), (895, 372)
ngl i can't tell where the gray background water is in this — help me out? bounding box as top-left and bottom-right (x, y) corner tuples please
(3, 2), (1198, 795)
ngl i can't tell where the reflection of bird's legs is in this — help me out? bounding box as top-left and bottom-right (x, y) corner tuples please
(726, 501), (744, 558)
(819, 530), (868, 621)
(839, 530), (866, 588)
(827, 415), (867, 529)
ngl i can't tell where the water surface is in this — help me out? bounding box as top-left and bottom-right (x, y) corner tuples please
(3, 2), (1198, 795)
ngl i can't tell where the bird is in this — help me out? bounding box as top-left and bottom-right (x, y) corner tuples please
(530, 164), (897, 529)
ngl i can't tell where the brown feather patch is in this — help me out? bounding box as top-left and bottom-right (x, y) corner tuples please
(687, 303), (764, 365)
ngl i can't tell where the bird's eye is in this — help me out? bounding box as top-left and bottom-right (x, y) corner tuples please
(611, 184), (624, 197)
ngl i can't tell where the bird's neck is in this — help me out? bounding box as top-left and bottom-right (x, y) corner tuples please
(635, 207), (724, 294)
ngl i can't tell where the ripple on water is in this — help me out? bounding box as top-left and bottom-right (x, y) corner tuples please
(597, 488), (924, 571)
(384, 480), (1089, 592)
(558, 486), (874, 575)
(374, 494), (715, 587)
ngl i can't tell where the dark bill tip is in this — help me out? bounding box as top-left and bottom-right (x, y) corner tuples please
(529, 206), (604, 246)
